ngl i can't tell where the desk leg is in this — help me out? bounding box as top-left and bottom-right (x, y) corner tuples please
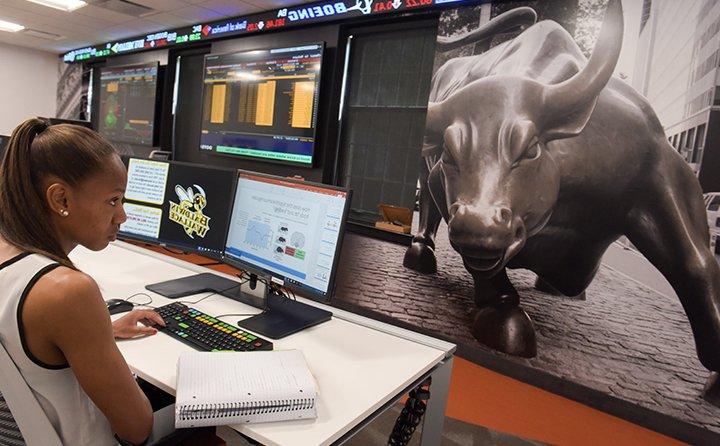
(215, 426), (254, 446)
(421, 357), (453, 446)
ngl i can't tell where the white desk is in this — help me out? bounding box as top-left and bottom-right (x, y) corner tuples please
(70, 242), (456, 446)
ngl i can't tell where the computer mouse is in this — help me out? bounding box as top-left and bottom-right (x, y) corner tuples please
(106, 299), (134, 315)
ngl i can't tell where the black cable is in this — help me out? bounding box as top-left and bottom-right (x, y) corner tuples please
(214, 310), (266, 318)
(388, 377), (432, 446)
(123, 279), (249, 310)
(196, 261), (222, 266)
(236, 270), (255, 282)
(123, 292), (157, 309)
(236, 270), (281, 297)
(123, 280), (265, 329)
(176, 290), (222, 306)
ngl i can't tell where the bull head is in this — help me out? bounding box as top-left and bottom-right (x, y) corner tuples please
(426, 0), (623, 277)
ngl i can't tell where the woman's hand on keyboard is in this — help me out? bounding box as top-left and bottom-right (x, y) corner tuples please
(113, 310), (166, 339)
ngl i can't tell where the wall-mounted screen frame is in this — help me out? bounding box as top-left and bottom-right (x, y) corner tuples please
(199, 43), (325, 167)
(98, 62), (160, 147)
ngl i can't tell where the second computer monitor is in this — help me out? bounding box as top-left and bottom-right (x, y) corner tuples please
(41, 117), (93, 129)
(0, 135), (9, 159)
(119, 158), (236, 259)
(224, 171), (350, 301)
(99, 62), (159, 146)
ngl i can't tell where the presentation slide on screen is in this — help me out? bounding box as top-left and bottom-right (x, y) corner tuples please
(121, 203), (162, 239)
(124, 159), (169, 205)
(230, 181), (320, 280)
(225, 177), (345, 294)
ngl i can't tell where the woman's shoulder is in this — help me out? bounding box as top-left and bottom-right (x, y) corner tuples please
(41, 266), (99, 298)
(20, 263), (108, 346)
(29, 266), (103, 314)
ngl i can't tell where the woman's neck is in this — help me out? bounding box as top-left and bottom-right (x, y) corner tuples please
(58, 238), (76, 258)
(0, 236), (23, 258)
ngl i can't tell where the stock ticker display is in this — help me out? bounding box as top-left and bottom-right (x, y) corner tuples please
(200, 44), (323, 165)
(63, 0), (454, 63)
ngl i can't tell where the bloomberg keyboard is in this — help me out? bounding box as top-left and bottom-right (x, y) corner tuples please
(155, 302), (273, 352)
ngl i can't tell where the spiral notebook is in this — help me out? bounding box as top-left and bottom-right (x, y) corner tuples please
(175, 350), (317, 428)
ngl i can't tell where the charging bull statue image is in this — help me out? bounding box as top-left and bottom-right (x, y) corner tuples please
(403, 0), (720, 402)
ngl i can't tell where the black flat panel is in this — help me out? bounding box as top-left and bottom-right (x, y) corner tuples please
(172, 24), (342, 182)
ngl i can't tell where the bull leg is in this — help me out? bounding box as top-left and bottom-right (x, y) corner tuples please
(530, 237), (616, 301)
(404, 166), (442, 274)
(534, 276), (586, 300)
(705, 373), (720, 406)
(625, 184), (720, 405)
(470, 268), (537, 357)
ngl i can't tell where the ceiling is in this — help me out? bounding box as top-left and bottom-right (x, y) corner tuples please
(0, 0), (317, 55)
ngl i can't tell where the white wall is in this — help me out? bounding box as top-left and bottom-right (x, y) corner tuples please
(0, 42), (58, 135)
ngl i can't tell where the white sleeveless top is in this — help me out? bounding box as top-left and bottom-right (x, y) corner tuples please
(0, 252), (117, 445)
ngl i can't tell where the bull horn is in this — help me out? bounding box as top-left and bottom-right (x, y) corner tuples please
(437, 7), (537, 53)
(543, 0), (623, 119)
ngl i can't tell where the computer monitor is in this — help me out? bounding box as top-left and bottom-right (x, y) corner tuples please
(98, 62), (159, 146)
(217, 171), (351, 338)
(142, 169), (351, 339)
(224, 170), (351, 302)
(0, 135), (8, 159)
(199, 43), (325, 166)
(118, 157), (236, 260)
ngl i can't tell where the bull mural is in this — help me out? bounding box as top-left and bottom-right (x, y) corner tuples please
(403, 0), (720, 403)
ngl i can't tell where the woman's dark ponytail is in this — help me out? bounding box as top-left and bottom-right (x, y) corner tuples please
(0, 118), (117, 268)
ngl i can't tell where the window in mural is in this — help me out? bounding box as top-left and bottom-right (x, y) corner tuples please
(338, 25), (437, 229)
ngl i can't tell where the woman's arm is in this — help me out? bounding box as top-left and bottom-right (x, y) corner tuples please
(22, 268), (156, 445)
(112, 309), (165, 339)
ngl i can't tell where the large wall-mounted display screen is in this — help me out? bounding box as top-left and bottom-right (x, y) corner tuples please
(199, 43), (324, 166)
(98, 62), (158, 146)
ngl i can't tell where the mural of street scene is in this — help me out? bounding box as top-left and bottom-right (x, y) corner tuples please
(335, 0), (720, 442)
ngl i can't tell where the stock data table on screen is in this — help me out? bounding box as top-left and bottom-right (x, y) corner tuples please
(200, 44), (324, 165)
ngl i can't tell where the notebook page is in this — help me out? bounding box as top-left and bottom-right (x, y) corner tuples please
(176, 350), (317, 426)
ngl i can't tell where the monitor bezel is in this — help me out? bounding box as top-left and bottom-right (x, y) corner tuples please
(98, 61), (160, 147)
(222, 169), (352, 303)
(198, 42), (326, 168)
(117, 156), (238, 260)
(40, 117), (93, 129)
(0, 134), (9, 158)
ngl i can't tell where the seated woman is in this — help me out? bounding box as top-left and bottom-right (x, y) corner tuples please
(0, 118), (166, 445)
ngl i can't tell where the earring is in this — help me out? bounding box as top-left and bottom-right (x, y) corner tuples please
(60, 210), (69, 217)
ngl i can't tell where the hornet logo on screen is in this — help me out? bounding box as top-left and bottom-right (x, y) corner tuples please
(169, 184), (211, 238)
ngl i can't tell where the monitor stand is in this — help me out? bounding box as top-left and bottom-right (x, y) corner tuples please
(146, 273), (331, 339)
(236, 293), (332, 340)
(145, 272), (265, 308)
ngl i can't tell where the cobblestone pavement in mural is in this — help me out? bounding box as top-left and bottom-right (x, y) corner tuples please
(333, 222), (720, 435)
